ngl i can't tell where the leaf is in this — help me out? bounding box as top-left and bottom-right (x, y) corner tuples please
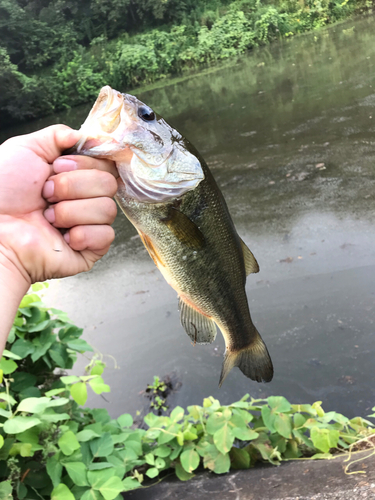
(58, 431), (81, 456)
(145, 467), (159, 479)
(9, 442), (32, 457)
(117, 414), (133, 428)
(310, 428), (340, 453)
(229, 447), (251, 469)
(89, 377), (110, 395)
(170, 406), (184, 422)
(90, 361), (106, 376)
(64, 462), (89, 486)
(40, 411), (70, 423)
(213, 422), (235, 454)
(51, 483), (75, 500)
(81, 489), (105, 500)
(155, 457), (165, 469)
(203, 447), (231, 474)
(0, 481), (12, 498)
(2, 350), (21, 360)
(0, 392), (16, 405)
(206, 413), (228, 435)
(87, 469), (115, 489)
(274, 413), (292, 439)
(0, 436), (4, 449)
(154, 445), (171, 458)
(71, 382), (88, 406)
(145, 453), (154, 465)
(267, 396), (291, 413)
(122, 477), (141, 491)
(158, 424), (179, 445)
(67, 339), (94, 352)
(11, 372), (37, 392)
(11, 339), (34, 359)
(45, 388), (67, 397)
(88, 463), (114, 471)
(61, 376), (81, 385)
(19, 294), (40, 308)
(175, 462), (194, 481)
(261, 406), (276, 433)
(0, 358), (17, 375)
(180, 449), (200, 473)
(31, 282), (46, 292)
(4, 416), (41, 434)
(47, 454), (63, 488)
(28, 319), (51, 332)
(99, 476), (124, 500)
(232, 427), (258, 441)
(293, 413), (307, 428)
(90, 433), (114, 458)
(17, 397), (51, 414)
(76, 429), (101, 442)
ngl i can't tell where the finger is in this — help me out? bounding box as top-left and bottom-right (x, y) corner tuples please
(53, 155), (118, 178)
(12, 125), (82, 164)
(43, 170), (118, 202)
(44, 198), (117, 228)
(64, 225), (115, 252)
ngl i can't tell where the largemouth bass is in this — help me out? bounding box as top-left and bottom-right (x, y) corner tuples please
(70, 86), (273, 386)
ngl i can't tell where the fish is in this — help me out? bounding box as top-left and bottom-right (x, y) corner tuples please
(69, 86), (273, 386)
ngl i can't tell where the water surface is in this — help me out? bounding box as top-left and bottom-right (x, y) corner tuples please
(3, 16), (375, 419)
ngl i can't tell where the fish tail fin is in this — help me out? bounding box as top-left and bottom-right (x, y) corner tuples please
(219, 329), (273, 387)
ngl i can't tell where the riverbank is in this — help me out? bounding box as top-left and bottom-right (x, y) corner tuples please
(1, 0), (372, 128)
(127, 449), (375, 499)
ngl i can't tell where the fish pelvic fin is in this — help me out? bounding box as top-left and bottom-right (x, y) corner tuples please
(240, 239), (260, 275)
(179, 297), (217, 345)
(219, 330), (273, 387)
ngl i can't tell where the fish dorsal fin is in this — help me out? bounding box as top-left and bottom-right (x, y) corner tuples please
(162, 208), (205, 249)
(240, 239), (259, 275)
(179, 297), (217, 345)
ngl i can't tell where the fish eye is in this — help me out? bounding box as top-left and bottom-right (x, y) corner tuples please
(138, 105), (155, 122)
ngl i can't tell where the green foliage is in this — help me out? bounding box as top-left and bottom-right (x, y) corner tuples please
(0, 284), (374, 498)
(0, 0), (366, 127)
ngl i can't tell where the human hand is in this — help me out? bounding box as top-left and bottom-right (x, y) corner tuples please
(0, 124), (118, 290)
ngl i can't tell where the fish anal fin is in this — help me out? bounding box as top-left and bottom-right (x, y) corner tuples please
(240, 239), (259, 275)
(162, 208), (205, 249)
(138, 231), (163, 267)
(219, 329), (273, 387)
(179, 297), (217, 345)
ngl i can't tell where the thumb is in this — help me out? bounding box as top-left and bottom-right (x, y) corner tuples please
(23, 125), (82, 164)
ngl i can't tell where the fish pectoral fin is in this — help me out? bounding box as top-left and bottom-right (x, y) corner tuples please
(162, 207), (205, 249)
(240, 239), (259, 275)
(179, 297), (217, 345)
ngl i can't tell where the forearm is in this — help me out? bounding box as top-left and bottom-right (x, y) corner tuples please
(0, 254), (30, 355)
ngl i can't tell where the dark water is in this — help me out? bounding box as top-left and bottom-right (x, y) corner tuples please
(3, 16), (375, 419)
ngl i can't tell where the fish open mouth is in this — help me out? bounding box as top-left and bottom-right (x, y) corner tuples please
(75, 86), (124, 153)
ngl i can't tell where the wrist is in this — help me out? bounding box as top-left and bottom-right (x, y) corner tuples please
(0, 251), (30, 354)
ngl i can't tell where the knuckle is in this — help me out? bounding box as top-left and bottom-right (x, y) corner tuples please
(102, 198), (117, 221)
(71, 226), (86, 247)
(102, 173), (118, 196)
(54, 174), (71, 199)
(54, 201), (70, 226)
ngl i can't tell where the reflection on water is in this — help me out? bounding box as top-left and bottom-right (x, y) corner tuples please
(3, 16), (375, 418)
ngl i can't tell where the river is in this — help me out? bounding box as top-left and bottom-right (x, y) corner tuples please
(2, 15), (375, 419)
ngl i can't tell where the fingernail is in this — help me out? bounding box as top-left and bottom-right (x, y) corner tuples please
(43, 180), (54, 199)
(64, 232), (70, 244)
(53, 158), (78, 173)
(44, 207), (55, 223)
